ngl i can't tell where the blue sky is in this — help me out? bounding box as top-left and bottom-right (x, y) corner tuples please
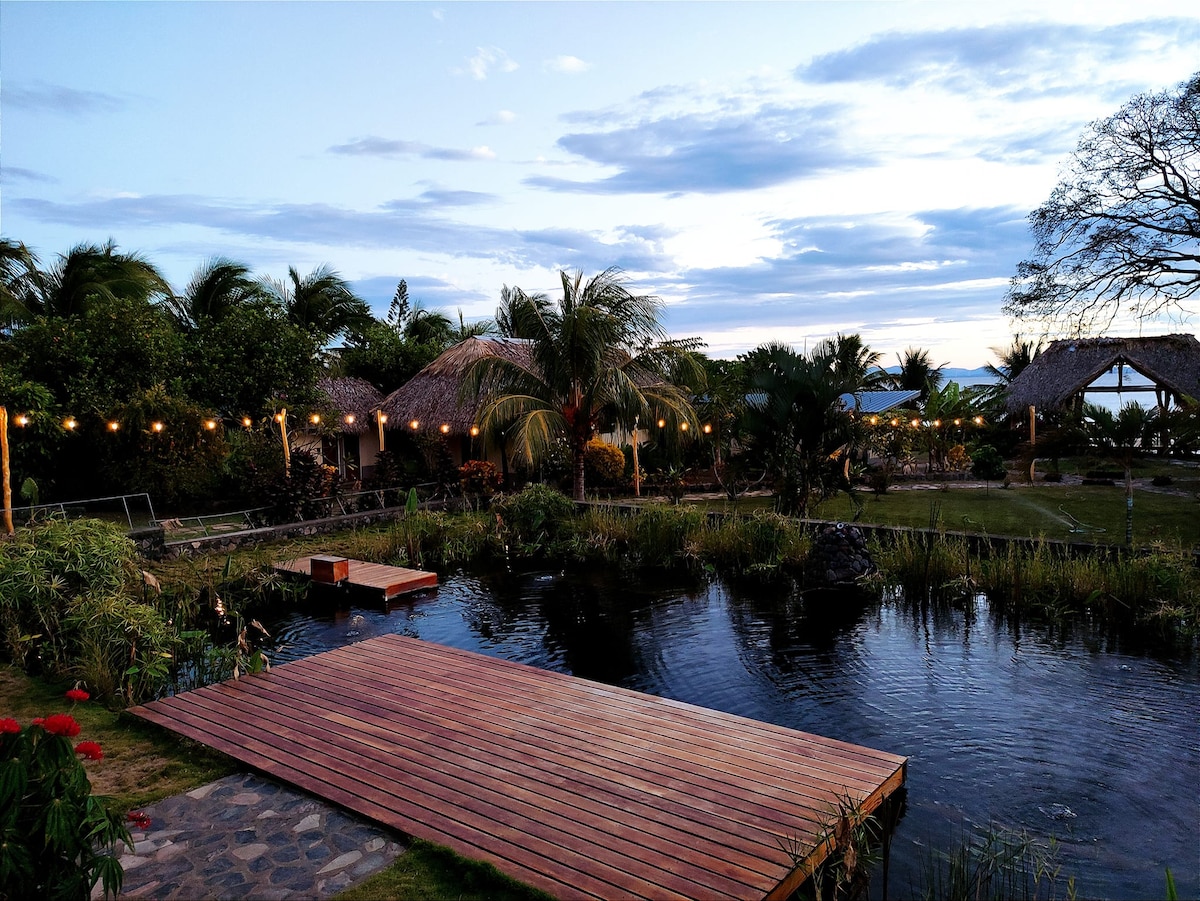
(3, 1), (1198, 366)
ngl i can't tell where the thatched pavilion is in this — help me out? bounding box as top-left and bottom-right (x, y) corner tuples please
(1003, 334), (1200, 450)
(377, 337), (531, 471)
(296, 376), (385, 480)
(1004, 334), (1200, 414)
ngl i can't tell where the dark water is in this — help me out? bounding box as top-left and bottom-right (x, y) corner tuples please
(260, 567), (1200, 899)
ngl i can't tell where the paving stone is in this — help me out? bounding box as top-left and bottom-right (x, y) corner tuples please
(292, 813), (321, 832)
(119, 772), (408, 900)
(231, 842), (269, 861)
(317, 850), (362, 874)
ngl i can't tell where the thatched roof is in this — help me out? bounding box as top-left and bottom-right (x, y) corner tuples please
(316, 376), (384, 434)
(377, 337), (532, 434)
(1004, 334), (1200, 413)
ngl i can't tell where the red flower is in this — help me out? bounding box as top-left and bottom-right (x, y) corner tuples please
(31, 717), (44, 727)
(65, 688), (90, 703)
(127, 811), (152, 829)
(42, 714), (81, 737)
(0, 718), (19, 734)
(75, 741), (103, 761)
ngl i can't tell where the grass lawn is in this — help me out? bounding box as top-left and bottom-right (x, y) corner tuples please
(661, 482), (1200, 548)
(0, 665), (234, 811)
(813, 484), (1199, 547)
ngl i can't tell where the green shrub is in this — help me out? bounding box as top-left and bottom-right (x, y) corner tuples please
(459, 460), (502, 497)
(492, 485), (578, 552)
(0, 709), (131, 899)
(0, 518), (174, 702)
(584, 439), (627, 488)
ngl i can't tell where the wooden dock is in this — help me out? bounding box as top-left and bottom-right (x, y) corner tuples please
(273, 556), (437, 599)
(130, 635), (906, 900)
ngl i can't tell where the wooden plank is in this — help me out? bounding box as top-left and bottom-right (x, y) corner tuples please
(130, 634), (905, 900)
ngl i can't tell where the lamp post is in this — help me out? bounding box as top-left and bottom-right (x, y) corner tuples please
(1, 406), (12, 536)
(631, 415), (640, 498)
(277, 409), (290, 477)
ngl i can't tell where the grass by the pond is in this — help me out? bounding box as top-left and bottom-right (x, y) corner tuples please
(818, 484), (1198, 547)
(666, 483), (1199, 548)
(337, 840), (551, 901)
(0, 664), (234, 811)
(1, 664), (547, 900)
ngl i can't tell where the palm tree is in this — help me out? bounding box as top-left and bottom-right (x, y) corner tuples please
(259, 265), (372, 343)
(164, 258), (263, 331)
(467, 268), (703, 501)
(985, 334), (1043, 385)
(1083, 401), (1152, 545)
(35, 240), (171, 319)
(741, 342), (859, 516)
(886, 347), (945, 400)
(815, 333), (885, 389)
(0, 238), (43, 328)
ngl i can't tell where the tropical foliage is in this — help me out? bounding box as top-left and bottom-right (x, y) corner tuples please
(467, 268), (704, 501)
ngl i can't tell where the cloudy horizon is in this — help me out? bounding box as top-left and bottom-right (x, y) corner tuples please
(3, 1), (1197, 367)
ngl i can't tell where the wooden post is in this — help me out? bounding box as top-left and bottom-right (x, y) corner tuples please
(279, 408), (290, 477)
(1, 407), (12, 536)
(1028, 404), (1037, 482)
(632, 416), (640, 498)
(377, 410), (386, 452)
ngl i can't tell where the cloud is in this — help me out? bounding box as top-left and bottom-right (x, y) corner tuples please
(546, 55), (590, 75)
(10, 193), (673, 275)
(329, 137), (496, 161)
(461, 46), (519, 80)
(658, 206), (1031, 337)
(526, 102), (870, 195)
(796, 19), (1200, 98)
(0, 166), (58, 184)
(4, 81), (123, 115)
(478, 109), (517, 126)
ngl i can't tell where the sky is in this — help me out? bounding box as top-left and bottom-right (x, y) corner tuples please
(3, 1), (1198, 368)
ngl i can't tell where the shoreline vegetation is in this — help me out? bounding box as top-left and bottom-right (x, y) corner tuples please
(3, 486), (1196, 899)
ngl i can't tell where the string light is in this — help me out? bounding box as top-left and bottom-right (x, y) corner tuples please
(378, 413), (388, 424)
(439, 423), (450, 434)
(274, 413), (284, 423)
(152, 421), (164, 433)
(344, 414), (356, 425)
(657, 418), (666, 428)
(911, 418), (921, 428)
(974, 416), (984, 425)
(869, 416), (878, 425)
(470, 426), (480, 437)
(108, 421), (120, 432)
(679, 422), (689, 432)
(242, 417), (253, 428)
(63, 418), (77, 430)
(890, 418), (899, 427)
(702, 424), (712, 434)
(409, 419), (419, 430)
(205, 419), (218, 430)
(15, 415), (28, 427)
(310, 413), (321, 425)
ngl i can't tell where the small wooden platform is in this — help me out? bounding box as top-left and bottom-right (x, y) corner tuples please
(130, 635), (905, 900)
(273, 556), (437, 599)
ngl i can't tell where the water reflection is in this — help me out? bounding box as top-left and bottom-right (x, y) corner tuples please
(258, 565), (1199, 900)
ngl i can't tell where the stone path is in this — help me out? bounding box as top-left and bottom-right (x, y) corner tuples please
(110, 772), (405, 900)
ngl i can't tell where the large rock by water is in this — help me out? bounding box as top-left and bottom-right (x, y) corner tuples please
(811, 522), (874, 586)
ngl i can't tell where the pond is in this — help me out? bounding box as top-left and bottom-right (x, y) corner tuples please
(259, 566), (1199, 899)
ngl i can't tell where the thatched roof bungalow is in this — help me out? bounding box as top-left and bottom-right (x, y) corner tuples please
(316, 376), (384, 433)
(299, 376), (386, 480)
(377, 337), (531, 435)
(1004, 334), (1200, 414)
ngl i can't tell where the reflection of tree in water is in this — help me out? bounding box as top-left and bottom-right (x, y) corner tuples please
(462, 565), (706, 685)
(723, 580), (875, 704)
